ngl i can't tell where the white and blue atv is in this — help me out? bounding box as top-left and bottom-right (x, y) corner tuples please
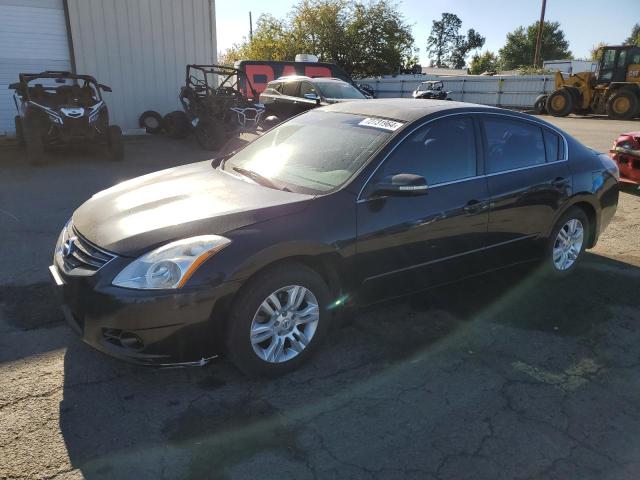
(10, 71), (123, 164)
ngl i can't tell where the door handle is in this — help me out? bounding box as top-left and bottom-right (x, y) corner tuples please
(551, 177), (569, 187)
(463, 200), (486, 214)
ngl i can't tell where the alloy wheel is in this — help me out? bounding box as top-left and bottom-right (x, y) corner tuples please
(249, 285), (320, 363)
(553, 218), (584, 271)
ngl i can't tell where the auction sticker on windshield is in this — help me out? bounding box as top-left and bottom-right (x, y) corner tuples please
(358, 117), (404, 131)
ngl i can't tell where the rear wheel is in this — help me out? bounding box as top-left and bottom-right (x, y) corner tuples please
(545, 89), (574, 117)
(24, 111), (44, 165)
(226, 263), (331, 377)
(14, 116), (25, 146)
(107, 125), (124, 161)
(162, 111), (191, 139)
(195, 118), (226, 150)
(545, 207), (589, 276)
(606, 90), (639, 120)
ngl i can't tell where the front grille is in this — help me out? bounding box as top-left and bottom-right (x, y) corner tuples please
(62, 228), (115, 273)
(63, 116), (90, 136)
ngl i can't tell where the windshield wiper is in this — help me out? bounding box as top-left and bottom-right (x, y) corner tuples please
(232, 166), (281, 190)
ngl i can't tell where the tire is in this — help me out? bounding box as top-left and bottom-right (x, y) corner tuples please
(545, 207), (589, 276)
(194, 118), (226, 151)
(545, 89), (574, 117)
(533, 95), (547, 114)
(138, 110), (163, 134)
(225, 262), (332, 377)
(606, 89), (639, 120)
(162, 111), (191, 139)
(14, 116), (25, 146)
(107, 125), (124, 161)
(23, 111), (44, 165)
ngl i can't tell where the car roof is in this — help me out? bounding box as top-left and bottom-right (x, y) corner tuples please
(317, 98), (496, 122)
(270, 76), (350, 84)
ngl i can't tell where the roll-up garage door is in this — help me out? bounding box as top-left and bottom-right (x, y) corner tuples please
(0, 0), (71, 135)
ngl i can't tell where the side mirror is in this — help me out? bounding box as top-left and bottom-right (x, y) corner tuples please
(304, 92), (320, 104)
(99, 84), (112, 92)
(372, 173), (428, 197)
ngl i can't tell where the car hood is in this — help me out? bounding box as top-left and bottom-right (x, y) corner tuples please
(72, 161), (313, 256)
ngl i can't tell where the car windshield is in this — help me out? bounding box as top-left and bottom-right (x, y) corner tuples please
(222, 111), (395, 194)
(315, 82), (366, 99)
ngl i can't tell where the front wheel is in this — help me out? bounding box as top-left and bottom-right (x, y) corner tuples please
(194, 118), (226, 151)
(14, 116), (25, 146)
(107, 125), (124, 161)
(226, 263), (331, 377)
(24, 111), (44, 165)
(545, 207), (589, 275)
(545, 89), (574, 117)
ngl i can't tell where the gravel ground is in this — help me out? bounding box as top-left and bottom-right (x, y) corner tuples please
(1, 116), (639, 480)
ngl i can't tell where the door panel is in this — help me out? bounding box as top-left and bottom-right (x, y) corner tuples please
(356, 179), (490, 300)
(355, 115), (490, 302)
(481, 116), (571, 265)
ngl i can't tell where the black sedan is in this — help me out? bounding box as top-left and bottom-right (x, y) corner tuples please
(49, 99), (619, 376)
(259, 75), (367, 121)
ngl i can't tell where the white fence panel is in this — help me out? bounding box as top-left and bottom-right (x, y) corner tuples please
(360, 74), (556, 108)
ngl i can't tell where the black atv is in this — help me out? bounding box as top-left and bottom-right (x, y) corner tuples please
(412, 80), (452, 100)
(9, 71), (123, 164)
(165, 64), (265, 151)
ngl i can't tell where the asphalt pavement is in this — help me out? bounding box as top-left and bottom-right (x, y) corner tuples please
(1, 115), (639, 479)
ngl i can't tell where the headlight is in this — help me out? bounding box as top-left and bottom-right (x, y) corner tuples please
(112, 235), (231, 290)
(54, 219), (73, 262)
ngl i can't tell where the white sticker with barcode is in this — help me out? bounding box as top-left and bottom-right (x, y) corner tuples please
(358, 117), (404, 131)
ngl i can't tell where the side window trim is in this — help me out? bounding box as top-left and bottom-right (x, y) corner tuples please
(357, 111), (569, 202)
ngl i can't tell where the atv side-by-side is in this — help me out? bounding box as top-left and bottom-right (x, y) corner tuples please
(165, 64), (265, 150)
(9, 71), (123, 164)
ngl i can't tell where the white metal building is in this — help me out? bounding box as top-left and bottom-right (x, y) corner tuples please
(0, 0), (217, 135)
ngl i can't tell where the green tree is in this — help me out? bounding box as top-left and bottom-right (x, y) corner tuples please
(450, 28), (486, 69)
(499, 21), (571, 70)
(426, 13), (484, 69)
(590, 41), (607, 61)
(469, 51), (499, 75)
(624, 23), (640, 46)
(426, 13), (462, 68)
(218, 0), (416, 77)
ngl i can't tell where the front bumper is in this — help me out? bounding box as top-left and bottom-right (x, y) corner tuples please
(49, 261), (241, 366)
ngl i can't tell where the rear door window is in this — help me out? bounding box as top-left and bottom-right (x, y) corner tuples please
(482, 117), (546, 173)
(281, 81), (299, 97)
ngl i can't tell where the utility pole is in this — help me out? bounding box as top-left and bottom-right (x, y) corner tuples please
(249, 11), (253, 41)
(533, 0), (547, 67)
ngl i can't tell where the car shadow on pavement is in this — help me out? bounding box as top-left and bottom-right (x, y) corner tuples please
(58, 253), (640, 479)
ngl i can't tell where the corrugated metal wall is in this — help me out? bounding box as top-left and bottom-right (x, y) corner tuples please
(362, 74), (555, 108)
(0, 0), (71, 135)
(66, 0), (216, 131)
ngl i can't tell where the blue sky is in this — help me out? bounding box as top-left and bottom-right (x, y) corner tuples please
(216, 0), (639, 64)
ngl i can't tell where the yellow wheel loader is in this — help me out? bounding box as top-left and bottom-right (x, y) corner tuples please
(546, 45), (640, 120)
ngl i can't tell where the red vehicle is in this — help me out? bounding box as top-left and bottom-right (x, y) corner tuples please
(234, 60), (352, 97)
(610, 131), (640, 185)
